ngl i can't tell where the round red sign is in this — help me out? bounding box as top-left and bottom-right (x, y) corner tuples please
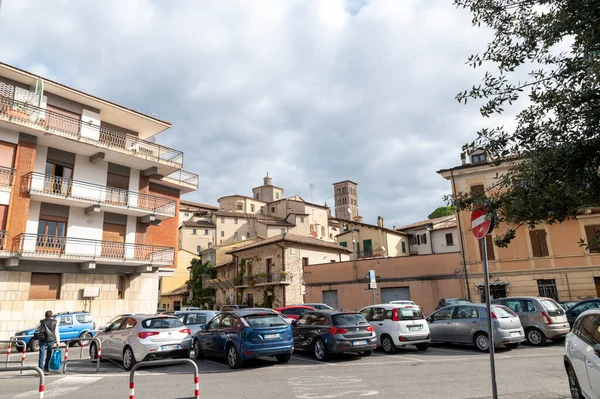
(471, 208), (492, 239)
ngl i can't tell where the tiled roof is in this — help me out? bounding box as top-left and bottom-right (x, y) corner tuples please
(436, 155), (523, 174)
(331, 217), (407, 236)
(201, 238), (264, 268)
(180, 199), (218, 211)
(396, 215), (456, 231)
(181, 220), (216, 228)
(257, 219), (296, 227)
(227, 234), (352, 254)
(160, 285), (190, 297)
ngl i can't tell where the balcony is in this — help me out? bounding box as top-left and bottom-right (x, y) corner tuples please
(0, 95), (183, 171)
(18, 233), (175, 266)
(0, 166), (15, 189)
(156, 169), (199, 194)
(355, 249), (385, 259)
(234, 272), (292, 287)
(26, 172), (176, 220)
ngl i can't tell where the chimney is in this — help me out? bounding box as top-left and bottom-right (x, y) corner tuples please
(377, 216), (384, 228)
(460, 152), (467, 165)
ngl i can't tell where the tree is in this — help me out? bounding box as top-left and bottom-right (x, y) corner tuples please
(428, 206), (455, 220)
(186, 258), (217, 307)
(451, 0), (600, 248)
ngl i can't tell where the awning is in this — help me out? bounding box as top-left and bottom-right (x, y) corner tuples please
(475, 281), (509, 288)
(204, 278), (236, 290)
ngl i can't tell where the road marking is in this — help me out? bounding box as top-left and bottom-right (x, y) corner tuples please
(288, 376), (379, 398)
(203, 359), (231, 368)
(291, 356), (335, 366)
(14, 376), (103, 398)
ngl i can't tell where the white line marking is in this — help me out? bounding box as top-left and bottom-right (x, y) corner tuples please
(397, 356), (425, 362)
(291, 356), (335, 366)
(203, 360), (230, 368)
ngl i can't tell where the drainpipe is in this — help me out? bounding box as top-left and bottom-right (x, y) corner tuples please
(276, 243), (286, 306)
(451, 169), (471, 301)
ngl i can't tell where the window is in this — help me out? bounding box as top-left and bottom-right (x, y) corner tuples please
(401, 241), (406, 254)
(584, 225), (600, 253)
(197, 245), (202, 253)
(247, 260), (253, 276)
(234, 218), (238, 225)
(234, 232), (238, 239)
(270, 207), (275, 213)
(445, 233), (454, 246)
(29, 273), (61, 300)
(173, 301), (181, 311)
(221, 217), (225, 223)
(75, 314), (93, 323)
(121, 317), (137, 330)
(478, 234), (495, 261)
(281, 228), (286, 234)
(204, 229), (209, 235)
(276, 192), (280, 200)
(255, 193), (259, 199)
(117, 275), (126, 299)
(246, 293), (254, 307)
(370, 308), (386, 321)
(537, 279), (559, 301)
(185, 313), (207, 325)
(454, 306), (479, 319)
(411, 235), (418, 245)
(158, 277), (162, 291)
(302, 257), (309, 267)
(470, 184), (485, 196)
(56, 315), (73, 326)
(221, 231), (224, 237)
(339, 242), (348, 248)
(433, 307), (453, 321)
(576, 315), (599, 345)
(266, 258), (273, 276)
(420, 234), (427, 245)
(184, 213), (189, 217)
(529, 229), (549, 257)
(300, 217), (304, 223)
(250, 204), (255, 212)
(471, 153), (487, 164)
(192, 229), (197, 235)
(321, 226), (326, 237)
(236, 204), (243, 210)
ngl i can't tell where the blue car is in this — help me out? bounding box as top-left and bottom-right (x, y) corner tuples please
(192, 309), (293, 369)
(14, 311), (96, 351)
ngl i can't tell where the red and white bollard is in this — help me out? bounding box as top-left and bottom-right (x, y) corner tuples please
(6, 343), (11, 364)
(129, 381), (135, 399)
(39, 382), (45, 399)
(97, 346), (101, 360)
(63, 346), (69, 362)
(194, 375), (200, 398)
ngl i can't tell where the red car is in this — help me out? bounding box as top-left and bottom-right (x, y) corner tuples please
(276, 306), (316, 319)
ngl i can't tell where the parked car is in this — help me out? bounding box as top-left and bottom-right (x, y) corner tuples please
(559, 301), (579, 311)
(159, 311), (176, 316)
(492, 296), (570, 345)
(220, 304), (249, 312)
(435, 298), (472, 310)
(426, 304), (525, 351)
(291, 310), (377, 360)
(564, 309), (600, 399)
(180, 307), (202, 311)
(174, 310), (219, 336)
(360, 304), (430, 353)
(90, 314), (191, 370)
(276, 306), (316, 319)
(565, 299), (600, 326)
(192, 309), (293, 369)
(299, 303), (335, 310)
(14, 311), (96, 352)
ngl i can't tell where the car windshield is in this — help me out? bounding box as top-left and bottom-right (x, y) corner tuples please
(141, 317), (184, 329)
(333, 313), (368, 326)
(492, 306), (515, 318)
(243, 314), (287, 328)
(540, 299), (564, 316)
(397, 308), (424, 320)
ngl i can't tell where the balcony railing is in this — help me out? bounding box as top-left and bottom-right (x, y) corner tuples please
(0, 95), (183, 167)
(164, 169), (199, 187)
(18, 233), (175, 265)
(355, 249), (386, 259)
(0, 230), (6, 251)
(0, 166), (15, 188)
(26, 172), (176, 217)
(234, 272), (291, 287)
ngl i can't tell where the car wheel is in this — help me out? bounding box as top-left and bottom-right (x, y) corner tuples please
(29, 340), (40, 352)
(567, 363), (583, 399)
(79, 332), (93, 347)
(358, 350), (372, 357)
(313, 339), (328, 361)
(123, 347), (137, 371)
(276, 354), (292, 363)
(416, 343), (430, 351)
(89, 342), (98, 360)
(381, 335), (397, 354)
(505, 343), (520, 350)
(526, 328), (546, 346)
(227, 345), (243, 369)
(474, 333), (490, 352)
(193, 339), (205, 359)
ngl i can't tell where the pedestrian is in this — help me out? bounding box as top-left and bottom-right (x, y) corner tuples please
(35, 310), (60, 374)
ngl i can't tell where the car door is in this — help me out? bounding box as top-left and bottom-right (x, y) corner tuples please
(55, 315), (75, 341)
(569, 315), (594, 397)
(200, 314), (223, 356)
(428, 307), (455, 343)
(368, 307), (387, 341)
(214, 314), (235, 356)
(584, 315), (600, 396)
(452, 306), (480, 343)
(501, 299), (528, 328)
(292, 313), (315, 349)
(101, 318), (125, 358)
(111, 317), (137, 360)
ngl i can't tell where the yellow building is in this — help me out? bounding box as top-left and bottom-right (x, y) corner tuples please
(158, 249), (197, 311)
(334, 217), (410, 259)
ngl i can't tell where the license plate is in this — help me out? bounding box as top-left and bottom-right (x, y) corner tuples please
(159, 344), (181, 351)
(409, 326), (422, 331)
(352, 340), (368, 346)
(264, 334), (280, 339)
(510, 332), (520, 337)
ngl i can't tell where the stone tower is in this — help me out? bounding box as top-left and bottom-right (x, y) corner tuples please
(252, 174), (284, 202)
(333, 180), (359, 220)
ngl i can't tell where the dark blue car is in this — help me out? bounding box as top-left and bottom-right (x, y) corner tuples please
(14, 311), (96, 351)
(192, 309), (293, 369)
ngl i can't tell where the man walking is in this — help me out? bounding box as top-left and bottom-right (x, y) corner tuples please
(36, 310), (60, 373)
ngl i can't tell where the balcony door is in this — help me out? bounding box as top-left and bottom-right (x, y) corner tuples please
(102, 222), (126, 258)
(106, 163), (130, 207)
(46, 104), (81, 137)
(44, 161), (73, 196)
(37, 216), (67, 253)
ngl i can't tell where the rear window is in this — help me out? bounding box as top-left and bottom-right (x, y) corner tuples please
(333, 313), (368, 326)
(396, 308), (424, 320)
(243, 314), (287, 328)
(141, 317), (184, 329)
(540, 299), (564, 316)
(75, 314), (93, 324)
(448, 299), (472, 306)
(492, 306), (515, 318)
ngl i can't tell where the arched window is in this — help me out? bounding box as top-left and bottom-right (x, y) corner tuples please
(250, 204), (255, 212)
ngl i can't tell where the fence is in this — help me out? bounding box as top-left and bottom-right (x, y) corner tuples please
(129, 358), (199, 399)
(62, 337), (102, 374)
(1, 338), (27, 373)
(0, 365), (45, 399)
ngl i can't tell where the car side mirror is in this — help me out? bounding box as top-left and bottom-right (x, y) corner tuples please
(595, 344), (600, 358)
(426, 317), (433, 323)
(103, 327), (109, 333)
(198, 324), (207, 331)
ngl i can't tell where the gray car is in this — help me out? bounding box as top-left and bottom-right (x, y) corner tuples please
(427, 304), (525, 351)
(492, 296), (570, 345)
(90, 314), (192, 370)
(174, 310), (219, 336)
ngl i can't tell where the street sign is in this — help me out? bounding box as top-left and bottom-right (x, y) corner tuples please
(471, 208), (493, 239)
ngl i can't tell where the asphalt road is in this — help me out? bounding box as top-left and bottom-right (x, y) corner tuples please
(0, 342), (571, 399)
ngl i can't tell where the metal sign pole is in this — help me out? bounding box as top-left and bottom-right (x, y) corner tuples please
(481, 235), (498, 399)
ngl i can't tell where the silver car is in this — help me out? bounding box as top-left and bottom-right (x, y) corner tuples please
(90, 314), (192, 370)
(427, 304), (525, 351)
(174, 311), (219, 336)
(492, 296), (570, 345)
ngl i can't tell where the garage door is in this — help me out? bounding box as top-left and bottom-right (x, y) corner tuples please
(322, 290), (338, 309)
(381, 287), (410, 304)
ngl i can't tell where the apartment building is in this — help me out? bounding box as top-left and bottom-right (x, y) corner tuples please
(0, 62), (197, 340)
(397, 215), (460, 256)
(334, 216), (410, 259)
(438, 152), (600, 302)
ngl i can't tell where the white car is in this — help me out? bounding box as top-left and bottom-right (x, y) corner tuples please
(360, 304), (431, 354)
(564, 309), (600, 398)
(389, 300), (417, 306)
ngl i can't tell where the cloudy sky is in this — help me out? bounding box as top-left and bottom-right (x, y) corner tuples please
(0, 0), (497, 227)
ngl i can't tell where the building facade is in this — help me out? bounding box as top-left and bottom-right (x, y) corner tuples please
(0, 62), (197, 341)
(334, 216), (410, 259)
(397, 215), (460, 256)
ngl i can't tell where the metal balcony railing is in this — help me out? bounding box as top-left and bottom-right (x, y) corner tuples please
(0, 95), (183, 167)
(18, 233), (175, 265)
(235, 272), (291, 287)
(26, 172), (176, 217)
(164, 169), (199, 187)
(0, 166), (15, 188)
(355, 249), (385, 259)
(0, 230), (6, 251)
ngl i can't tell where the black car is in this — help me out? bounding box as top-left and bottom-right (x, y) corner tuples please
(291, 311), (377, 360)
(565, 299), (600, 326)
(435, 298), (473, 310)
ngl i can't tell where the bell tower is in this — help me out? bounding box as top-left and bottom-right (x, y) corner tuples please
(333, 180), (359, 220)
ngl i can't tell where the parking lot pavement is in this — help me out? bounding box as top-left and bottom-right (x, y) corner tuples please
(0, 342), (571, 399)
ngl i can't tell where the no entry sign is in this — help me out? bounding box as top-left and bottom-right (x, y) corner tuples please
(471, 208), (492, 239)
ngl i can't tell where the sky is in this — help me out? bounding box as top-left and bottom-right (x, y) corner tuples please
(0, 0), (497, 228)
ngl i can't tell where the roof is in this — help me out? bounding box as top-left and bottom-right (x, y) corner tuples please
(160, 285), (190, 297)
(333, 218), (407, 237)
(227, 233), (352, 255)
(267, 197), (329, 210)
(217, 195), (266, 203)
(180, 199), (219, 211)
(332, 180), (358, 186)
(257, 219), (296, 227)
(437, 155), (523, 174)
(201, 238), (264, 267)
(181, 220), (216, 228)
(396, 215), (456, 231)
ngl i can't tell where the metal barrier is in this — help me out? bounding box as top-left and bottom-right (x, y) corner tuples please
(1, 339), (27, 374)
(129, 358), (199, 399)
(0, 365), (45, 399)
(62, 337), (102, 374)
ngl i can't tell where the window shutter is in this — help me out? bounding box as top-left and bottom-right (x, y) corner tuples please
(585, 225), (599, 253)
(529, 230), (541, 257)
(470, 184), (485, 196)
(538, 230), (549, 257)
(486, 235), (495, 260)
(29, 273), (61, 300)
